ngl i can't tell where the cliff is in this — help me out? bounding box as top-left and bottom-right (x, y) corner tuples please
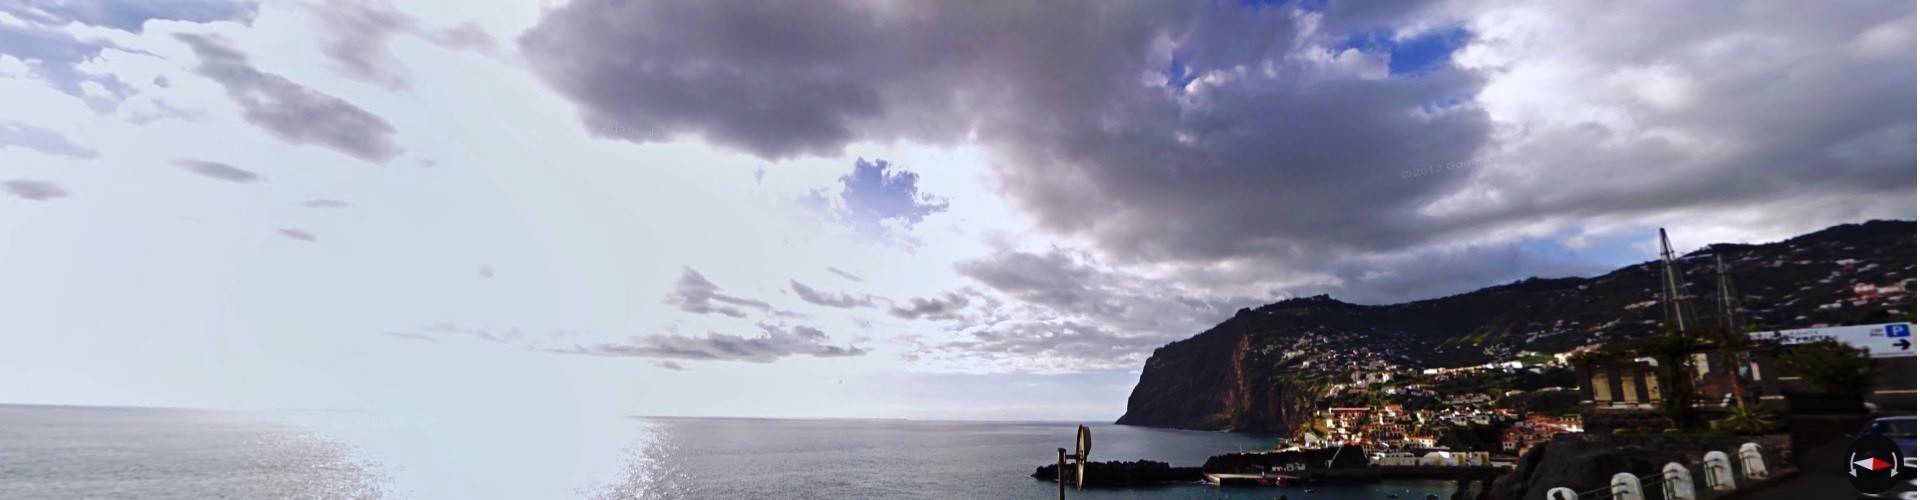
(1117, 220), (1917, 433)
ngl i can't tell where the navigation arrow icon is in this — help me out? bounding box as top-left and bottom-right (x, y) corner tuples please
(1855, 457), (1892, 471)
(1896, 339), (1912, 351)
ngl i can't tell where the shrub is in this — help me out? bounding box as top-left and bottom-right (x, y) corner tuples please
(1713, 405), (1779, 435)
(1777, 339), (1875, 399)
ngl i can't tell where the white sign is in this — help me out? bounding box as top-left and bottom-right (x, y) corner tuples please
(1751, 323), (1915, 358)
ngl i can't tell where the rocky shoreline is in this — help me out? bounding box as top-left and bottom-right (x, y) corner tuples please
(1029, 460), (1204, 486)
(1030, 446), (1370, 488)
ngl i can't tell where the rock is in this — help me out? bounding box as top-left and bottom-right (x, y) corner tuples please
(1030, 460), (1204, 487)
(1489, 435), (1686, 500)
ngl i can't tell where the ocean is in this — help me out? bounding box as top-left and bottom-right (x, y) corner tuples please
(0, 404), (1458, 499)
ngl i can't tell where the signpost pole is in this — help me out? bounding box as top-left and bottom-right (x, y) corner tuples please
(1057, 448), (1067, 500)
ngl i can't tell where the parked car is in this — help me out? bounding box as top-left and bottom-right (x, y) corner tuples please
(1860, 416), (1918, 499)
(1861, 416), (1918, 473)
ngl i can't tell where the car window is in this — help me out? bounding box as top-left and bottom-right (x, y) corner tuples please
(1885, 419), (1917, 439)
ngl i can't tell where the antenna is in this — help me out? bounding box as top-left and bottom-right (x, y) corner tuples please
(1658, 228), (1698, 334)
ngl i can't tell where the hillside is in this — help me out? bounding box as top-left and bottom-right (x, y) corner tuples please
(1115, 220), (1917, 432)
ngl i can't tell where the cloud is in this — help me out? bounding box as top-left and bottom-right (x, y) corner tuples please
(516, 0), (1913, 322)
(276, 228), (317, 242)
(3, 180), (68, 201)
(653, 360), (685, 370)
(385, 331), (436, 342)
(303, 199), (350, 208)
(663, 267), (772, 318)
(304, 0), (498, 91)
(173, 158), (262, 183)
(803, 158), (948, 235)
(1, 0), (259, 33)
(826, 266), (863, 282)
(557, 323), (866, 363)
(0, 122), (100, 159)
(936, 319), (1165, 370)
(174, 33), (404, 164)
(0, 0), (256, 109)
(789, 279), (875, 308)
(0, 20), (135, 110)
(306, 0), (416, 91)
(887, 290), (974, 321)
(478, 266), (494, 278)
(927, 246), (1268, 367)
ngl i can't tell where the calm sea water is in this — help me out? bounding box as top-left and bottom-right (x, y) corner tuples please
(0, 405), (1456, 499)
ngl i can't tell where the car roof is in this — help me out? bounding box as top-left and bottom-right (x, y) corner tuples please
(1873, 416), (1916, 422)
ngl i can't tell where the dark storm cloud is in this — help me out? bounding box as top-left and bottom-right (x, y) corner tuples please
(1295, 240), (1621, 305)
(664, 267), (773, 318)
(276, 228), (317, 242)
(519, 0), (1914, 314)
(175, 33), (403, 164)
(3, 180), (68, 201)
(790, 280), (876, 308)
(0, 122), (99, 159)
(826, 267), (863, 282)
(516, 0), (1486, 264)
(173, 158), (262, 183)
(803, 159), (948, 234)
(559, 323), (866, 363)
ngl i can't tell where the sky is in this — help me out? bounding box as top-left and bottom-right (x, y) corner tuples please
(0, 0), (1912, 422)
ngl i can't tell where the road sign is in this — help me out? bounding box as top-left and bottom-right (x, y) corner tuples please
(1752, 323), (1918, 358)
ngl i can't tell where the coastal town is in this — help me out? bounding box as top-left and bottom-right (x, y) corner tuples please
(1278, 346), (1589, 468)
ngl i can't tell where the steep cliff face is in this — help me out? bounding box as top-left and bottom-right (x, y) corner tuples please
(1115, 220), (1917, 433)
(1113, 313), (1248, 430)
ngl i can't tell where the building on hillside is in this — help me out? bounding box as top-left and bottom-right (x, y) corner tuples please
(1576, 351), (1784, 435)
(1416, 451), (1491, 467)
(1372, 451), (1418, 466)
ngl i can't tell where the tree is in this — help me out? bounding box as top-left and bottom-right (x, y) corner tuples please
(1777, 339), (1875, 399)
(1627, 327), (1708, 430)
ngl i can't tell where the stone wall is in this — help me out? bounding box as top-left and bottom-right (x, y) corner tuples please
(1579, 409), (1670, 435)
(1491, 433), (1797, 500)
(1598, 433), (1796, 477)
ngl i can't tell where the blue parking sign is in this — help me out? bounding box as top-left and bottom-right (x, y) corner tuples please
(1887, 324), (1912, 338)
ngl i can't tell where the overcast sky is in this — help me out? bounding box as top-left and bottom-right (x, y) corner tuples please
(0, 0), (1912, 421)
